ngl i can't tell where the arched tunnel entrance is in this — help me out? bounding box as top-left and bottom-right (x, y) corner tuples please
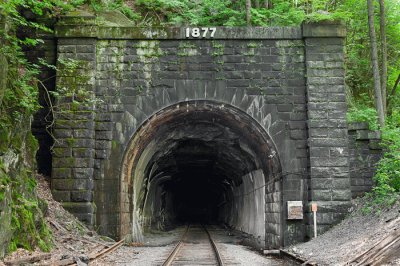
(120, 100), (282, 247)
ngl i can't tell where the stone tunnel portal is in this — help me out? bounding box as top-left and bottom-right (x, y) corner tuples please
(120, 101), (282, 247)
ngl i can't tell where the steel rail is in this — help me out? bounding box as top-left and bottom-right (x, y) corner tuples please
(203, 226), (224, 266)
(162, 225), (190, 266)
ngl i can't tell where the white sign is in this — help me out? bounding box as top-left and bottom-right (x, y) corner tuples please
(185, 27), (216, 38)
(287, 201), (303, 220)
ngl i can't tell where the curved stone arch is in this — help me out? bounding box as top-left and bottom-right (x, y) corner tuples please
(119, 99), (284, 248)
(119, 82), (277, 145)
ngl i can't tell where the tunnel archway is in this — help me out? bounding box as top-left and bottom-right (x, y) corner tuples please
(120, 100), (283, 247)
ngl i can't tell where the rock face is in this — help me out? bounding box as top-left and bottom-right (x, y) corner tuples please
(0, 13), (51, 259)
(47, 11), (378, 248)
(0, 184), (12, 259)
(0, 14), (11, 258)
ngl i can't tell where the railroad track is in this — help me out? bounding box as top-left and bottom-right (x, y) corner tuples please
(162, 225), (225, 266)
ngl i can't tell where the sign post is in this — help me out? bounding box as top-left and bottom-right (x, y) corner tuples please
(312, 203), (318, 238)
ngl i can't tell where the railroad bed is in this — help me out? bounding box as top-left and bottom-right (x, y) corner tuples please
(161, 225), (236, 266)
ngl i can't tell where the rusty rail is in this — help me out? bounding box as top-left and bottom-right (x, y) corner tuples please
(162, 225), (190, 266)
(162, 225), (224, 266)
(203, 226), (225, 266)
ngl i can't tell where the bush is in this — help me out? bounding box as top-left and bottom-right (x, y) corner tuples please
(373, 111), (400, 196)
(348, 102), (400, 206)
(346, 94), (379, 130)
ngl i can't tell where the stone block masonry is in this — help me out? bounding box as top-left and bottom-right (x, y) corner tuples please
(49, 11), (375, 248)
(303, 22), (351, 238)
(348, 122), (383, 198)
(93, 36), (310, 247)
(51, 36), (97, 227)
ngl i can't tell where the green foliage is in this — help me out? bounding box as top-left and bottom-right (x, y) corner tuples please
(0, 1), (59, 144)
(373, 112), (400, 195)
(133, 0), (244, 26)
(347, 94), (379, 130)
(86, 0), (141, 21)
(0, 0), (61, 255)
(251, 3), (305, 26)
(349, 106), (400, 207)
(359, 192), (399, 215)
(344, 0), (399, 206)
(340, 0), (400, 106)
(0, 165), (11, 202)
(347, 106), (378, 130)
(0, 162), (52, 252)
(9, 190), (52, 252)
(347, 95), (399, 206)
(49, 58), (103, 125)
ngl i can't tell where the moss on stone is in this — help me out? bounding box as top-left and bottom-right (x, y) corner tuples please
(211, 41), (224, 57)
(0, 165), (53, 254)
(247, 41), (260, 48)
(0, 127), (10, 153)
(96, 11), (135, 27)
(0, 12), (52, 258)
(66, 137), (76, 147)
(65, 157), (76, 168)
(111, 140), (118, 149)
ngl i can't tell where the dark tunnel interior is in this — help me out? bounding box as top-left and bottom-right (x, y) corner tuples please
(160, 139), (234, 225)
(138, 121), (261, 228)
(125, 101), (281, 245)
(166, 168), (224, 224)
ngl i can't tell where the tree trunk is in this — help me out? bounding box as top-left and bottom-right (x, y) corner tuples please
(379, 0), (387, 114)
(387, 73), (400, 111)
(246, 0), (252, 25)
(306, 0), (312, 14)
(254, 0), (260, 9)
(367, 0), (385, 127)
(390, 73), (400, 97)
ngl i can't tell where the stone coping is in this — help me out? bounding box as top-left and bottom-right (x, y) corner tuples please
(55, 24), (345, 40)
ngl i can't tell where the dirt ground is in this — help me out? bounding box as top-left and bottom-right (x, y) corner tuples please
(1, 175), (400, 265)
(1, 175), (114, 266)
(1, 176), (283, 266)
(286, 197), (400, 265)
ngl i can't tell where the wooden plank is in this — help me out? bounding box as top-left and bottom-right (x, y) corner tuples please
(347, 229), (400, 265)
(89, 239), (125, 262)
(4, 253), (51, 266)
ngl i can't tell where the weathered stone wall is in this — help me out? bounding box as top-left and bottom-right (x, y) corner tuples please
(225, 170), (266, 248)
(51, 12), (350, 248)
(51, 36), (97, 227)
(303, 23), (351, 238)
(348, 122), (383, 198)
(54, 34), (309, 246)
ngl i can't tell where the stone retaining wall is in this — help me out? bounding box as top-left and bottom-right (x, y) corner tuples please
(304, 24), (351, 238)
(348, 122), (383, 198)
